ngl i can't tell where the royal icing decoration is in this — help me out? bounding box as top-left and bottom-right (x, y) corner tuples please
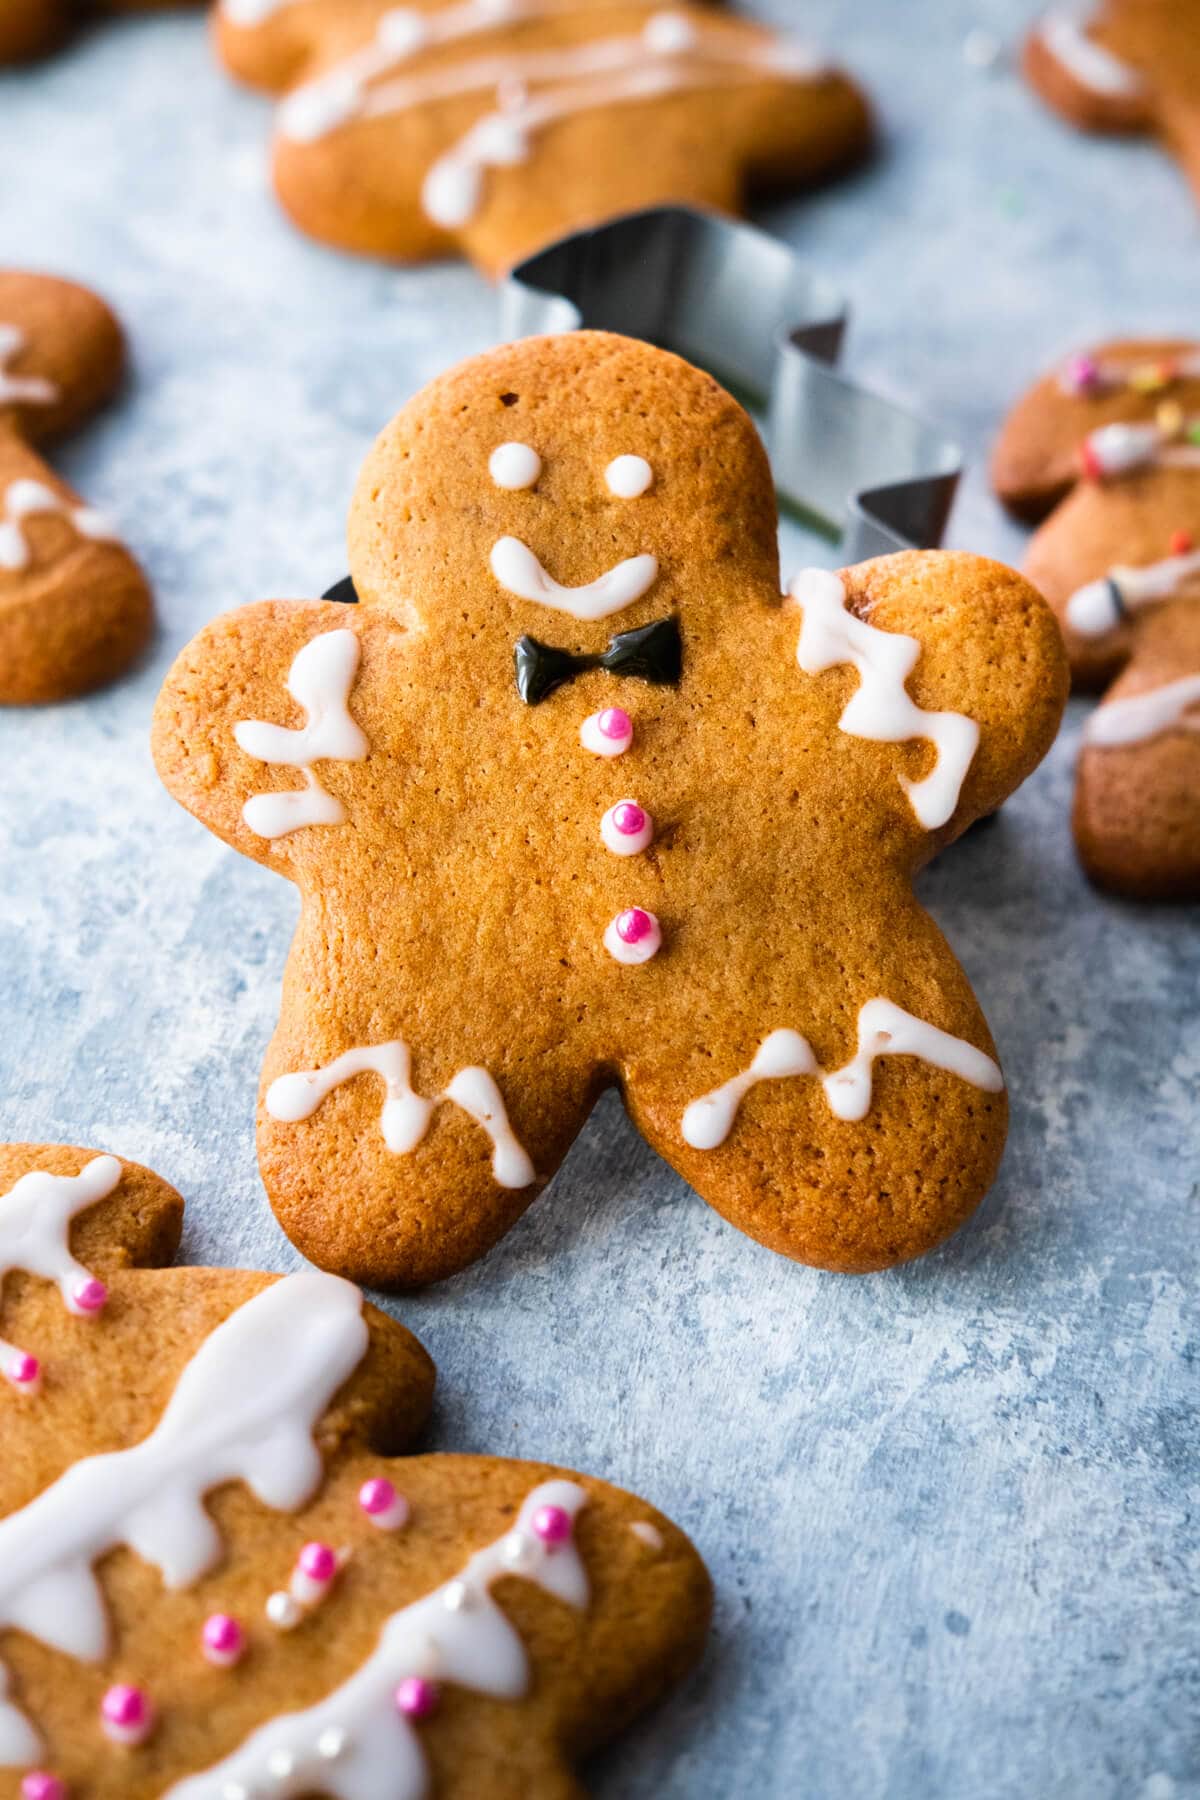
(603, 907), (661, 965)
(0, 1269), (367, 1764)
(0, 1155), (119, 1395)
(1066, 548), (1200, 637)
(580, 706), (633, 756)
(1059, 347), (1200, 399)
(278, 3), (826, 239)
(491, 535), (658, 622)
(0, 479), (117, 574)
(605, 455), (653, 499)
(1078, 418), (1200, 481)
(630, 1521), (664, 1552)
(489, 441), (542, 490)
(1032, 7), (1145, 97)
(235, 628), (368, 841)
(790, 569), (980, 831)
(600, 799), (653, 856)
(265, 1042), (535, 1189)
(681, 1000), (1004, 1149)
(0, 327), (57, 409)
(166, 1480), (588, 1800)
(1083, 674), (1200, 748)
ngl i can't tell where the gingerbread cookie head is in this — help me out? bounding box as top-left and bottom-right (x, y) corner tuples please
(0, 1141), (711, 1795)
(1024, 4), (1200, 208)
(0, 273), (153, 705)
(994, 339), (1200, 897)
(153, 330), (1067, 1287)
(212, 0), (872, 276)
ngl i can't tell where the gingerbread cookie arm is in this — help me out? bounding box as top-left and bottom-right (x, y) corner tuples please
(1022, 8), (1155, 138)
(1074, 603), (1200, 899)
(152, 598), (403, 873)
(790, 553), (1068, 854)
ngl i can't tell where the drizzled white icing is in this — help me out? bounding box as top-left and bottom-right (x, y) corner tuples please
(235, 628), (368, 840)
(278, 5), (826, 230)
(489, 441), (542, 490)
(1033, 8), (1145, 98)
(790, 569), (980, 831)
(0, 1271), (367, 1763)
(1081, 419), (1200, 479)
(605, 455), (653, 499)
(0, 1155), (121, 1387)
(167, 1480), (588, 1800)
(0, 326), (57, 408)
(681, 999), (1004, 1148)
(266, 1042), (535, 1188)
(0, 478), (118, 573)
(1066, 550), (1200, 637)
(491, 535), (658, 621)
(1084, 674), (1200, 748)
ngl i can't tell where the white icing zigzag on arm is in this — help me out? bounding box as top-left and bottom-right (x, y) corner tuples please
(234, 628), (369, 840)
(790, 568), (980, 831)
(266, 1042), (536, 1189)
(0, 478), (119, 574)
(166, 1479), (589, 1800)
(0, 1154), (121, 1389)
(682, 999), (1004, 1149)
(1084, 674), (1200, 749)
(1032, 7), (1145, 98)
(0, 325), (58, 408)
(0, 1270), (367, 1764)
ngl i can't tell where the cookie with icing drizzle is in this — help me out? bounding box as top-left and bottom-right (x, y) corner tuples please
(0, 273), (153, 704)
(212, 0), (872, 276)
(0, 1139), (710, 1797)
(994, 337), (1200, 897)
(1023, 4), (1200, 210)
(153, 330), (1067, 1283)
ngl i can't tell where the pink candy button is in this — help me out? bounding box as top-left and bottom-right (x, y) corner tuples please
(603, 908), (662, 965)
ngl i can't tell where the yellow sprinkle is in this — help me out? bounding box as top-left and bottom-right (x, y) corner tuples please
(1156, 400), (1185, 437)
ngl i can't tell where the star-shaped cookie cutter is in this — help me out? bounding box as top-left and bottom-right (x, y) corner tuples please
(500, 205), (963, 560)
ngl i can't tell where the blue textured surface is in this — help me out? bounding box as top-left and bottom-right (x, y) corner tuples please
(0, 3), (1197, 1796)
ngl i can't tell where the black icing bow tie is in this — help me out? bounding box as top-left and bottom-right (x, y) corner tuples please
(515, 617), (682, 705)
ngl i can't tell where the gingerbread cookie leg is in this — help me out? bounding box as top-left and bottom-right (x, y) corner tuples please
(0, 274), (153, 704)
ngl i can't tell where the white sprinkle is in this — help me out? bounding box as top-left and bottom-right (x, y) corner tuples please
(317, 1725), (348, 1760)
(265, 1590), (302, 1630)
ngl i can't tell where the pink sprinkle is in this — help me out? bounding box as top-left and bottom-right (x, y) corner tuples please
(72, 1277), (108, 1315)
(599, 707), (632, 742)
(201, 1613), (245, 1667)
(1063, 352), (1100, 395)
(531, 1503), (573, 1546)
(100, 1684), (153, 1745)
(21, 1775), (66, 1800)
(395, 1676), (440, 1721)
(297, 1542), (337, 1583)
(9, 1352), (40, 1388)
(611, 802), (646, 837)
(616, 907), (654, 945)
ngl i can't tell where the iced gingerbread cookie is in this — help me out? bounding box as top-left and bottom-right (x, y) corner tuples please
(0, 273), (152, 705)
(0, 0), (200, 65)
(994, 339), (1200, 897)
(1023, 3), (1200, 206)
(0, 1140), (710, 1797)
(153, 330), (1067, 1285)
(211, 0), (872, 276)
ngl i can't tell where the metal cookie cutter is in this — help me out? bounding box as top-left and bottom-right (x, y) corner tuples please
(500, 205), (963, 560)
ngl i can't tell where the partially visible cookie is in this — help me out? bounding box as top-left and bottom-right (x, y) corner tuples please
(0, 0), (202, 64)
(1023, 3), (1200, 207)
(0, 1141), (712, 1795)
(995, 338), (1200, 898)
(0, 272), (152, 705)
(212, 0), (872, 276)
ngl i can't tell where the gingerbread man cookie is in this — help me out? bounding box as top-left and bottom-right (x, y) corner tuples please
(0, 1140), (710, 1796)
(0, 273), (152, 705)
(0, 0), (200, 65)
(212, 0), (872, 276)
(994, 338), (1200, 897)
(153, 331), (1067, 1286)
(1023, 3), (1200, 207)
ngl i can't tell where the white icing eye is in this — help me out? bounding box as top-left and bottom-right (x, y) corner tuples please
(489, 442), (542, 490)
(605, 455), (653, 498)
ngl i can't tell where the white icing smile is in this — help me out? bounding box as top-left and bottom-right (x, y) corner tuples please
(490, 535), (659, 622)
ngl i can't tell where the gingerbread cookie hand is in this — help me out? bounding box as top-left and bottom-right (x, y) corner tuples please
(995, 338), (1200, 897)
(212, 0), (871, 276)
(155, 331), (1066, 1284)
(0, 1141), (711, 1796)
(0, 274), (153, 705)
